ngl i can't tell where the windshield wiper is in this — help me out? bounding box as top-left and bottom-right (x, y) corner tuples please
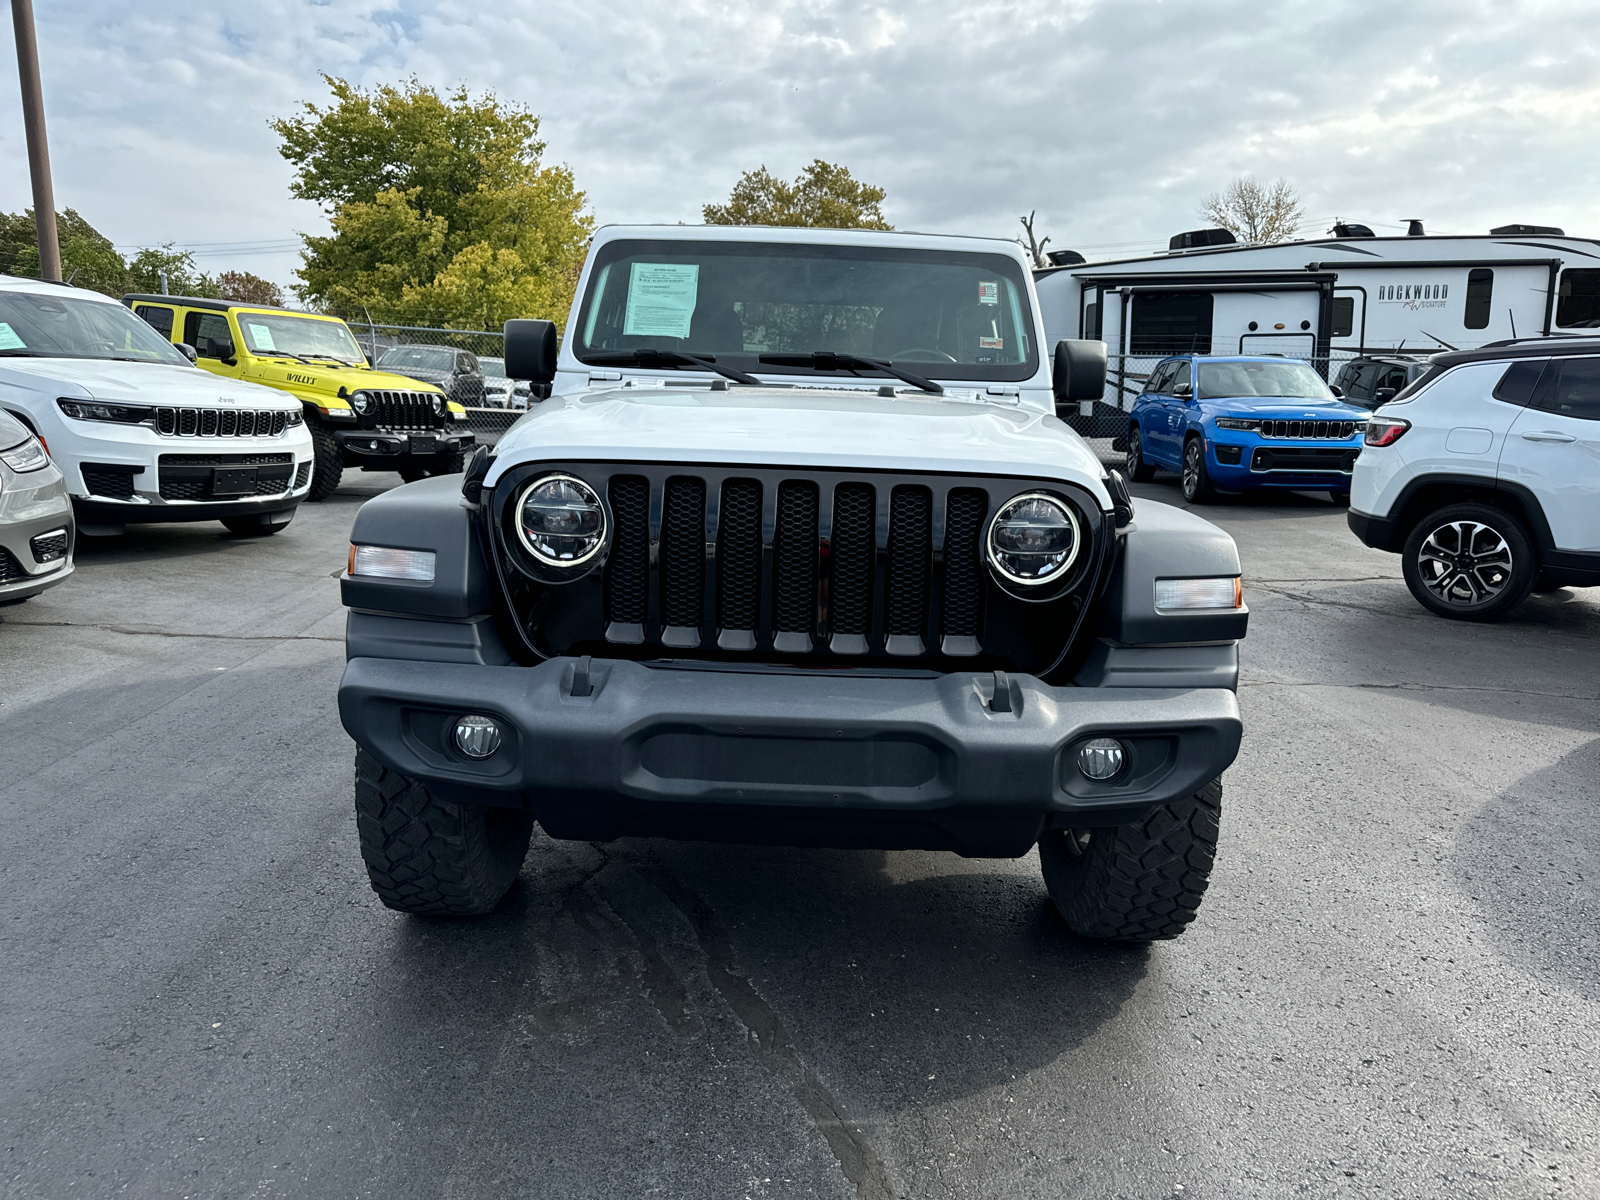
(756, 351), (943, 395)
(585, 349), (761, 387)
(298, 353), (361, 365)
(0, 350), (47, 357)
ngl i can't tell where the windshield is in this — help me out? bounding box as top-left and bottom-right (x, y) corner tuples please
(1198, 360), (1333, 400)
(236, 312), (364, 362)
(573, 239), (1038, 383)
(479, 356), (508, 378)
(379, 345), (453, 372)
(0, 291), (186, 363)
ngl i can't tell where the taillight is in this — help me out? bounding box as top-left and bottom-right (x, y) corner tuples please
(1364, 417), (1410, 447)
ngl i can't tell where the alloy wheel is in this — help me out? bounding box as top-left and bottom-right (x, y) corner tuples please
(1182, 440), (1201, 498)
(1126, 432), (1142, 474)
(1415, 520), (1514, 605)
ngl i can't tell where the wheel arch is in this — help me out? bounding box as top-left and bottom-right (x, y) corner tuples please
(1389, 473), (1554, 557)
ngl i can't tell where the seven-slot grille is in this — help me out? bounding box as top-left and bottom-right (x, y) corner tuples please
(153, 408), (291, 437)
(583, 470), (1005, 660)
(357, 390), (445, 431)
(1258, 419), (1359, 440)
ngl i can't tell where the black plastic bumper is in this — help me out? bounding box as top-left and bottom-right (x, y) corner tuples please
(338, 656), (1243, 853)
(72, 496), (300, 525)
(1347, 508), (1396, 551)
(336, 428), (475, 470)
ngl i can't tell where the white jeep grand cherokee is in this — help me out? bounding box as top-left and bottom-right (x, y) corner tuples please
(0, 276), (313, 536)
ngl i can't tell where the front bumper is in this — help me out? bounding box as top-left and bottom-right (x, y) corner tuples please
(339, 656), (1243, 852)
(1207, 437), (1361, 489)
(335, 428), (475, 469)
(0, 460), (75, 600)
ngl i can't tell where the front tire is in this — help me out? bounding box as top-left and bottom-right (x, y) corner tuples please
(1401, 503), (1536, 621)
(353, 749), (533, 915)
(306, 419), (343, 502)
(1180, 436), (1217, 504)
(1040, 778), (1222, 942)
(1125, 425), (1156, 482)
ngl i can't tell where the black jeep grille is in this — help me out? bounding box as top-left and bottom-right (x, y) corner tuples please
(358, 390), (446, 431)
(154, 408), (290, 437)
(493, 465), (1105, 678)
(1258, 419), (1358, 440)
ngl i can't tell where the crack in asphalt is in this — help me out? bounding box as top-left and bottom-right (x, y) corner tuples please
(1242, 679), (1600, 701)
(627, 859), (897, 1200)
(0, 619), (342, 643)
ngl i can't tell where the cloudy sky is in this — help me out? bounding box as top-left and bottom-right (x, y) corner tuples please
(3, 0), (1597, 291)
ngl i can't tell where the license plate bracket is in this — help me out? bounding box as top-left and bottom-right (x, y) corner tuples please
(212, 467), (258, 496)
(410, 435), (438, 455)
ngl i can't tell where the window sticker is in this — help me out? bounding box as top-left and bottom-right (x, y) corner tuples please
(247, 322), (277, 351)
(623, 263), (700, 339)
(0, 322), (25, 350)
(978, 281), (999, 306)
(979, 336), (1004, 349)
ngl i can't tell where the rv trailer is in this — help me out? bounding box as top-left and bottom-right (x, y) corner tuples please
(1034, 224), (1600, 436)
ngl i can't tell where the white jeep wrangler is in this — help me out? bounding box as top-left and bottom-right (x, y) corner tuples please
(336, 225), (1248, 942)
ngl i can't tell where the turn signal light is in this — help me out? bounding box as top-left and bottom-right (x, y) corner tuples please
(348, 543), (436, 580)
(1154, 576), (1242, 611)
(1364, 417), (1410, 447)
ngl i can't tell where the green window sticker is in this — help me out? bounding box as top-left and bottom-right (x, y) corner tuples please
(623, 263), (699, 339)
(0, 322), (26, 350)
(247, 322), (277, 352)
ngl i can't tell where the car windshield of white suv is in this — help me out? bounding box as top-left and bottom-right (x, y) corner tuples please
(0, 291), (186, 363)
(1198, 360), (1333, 400)
(235, 312), (365, 363)
(572, 240), (1038, 383)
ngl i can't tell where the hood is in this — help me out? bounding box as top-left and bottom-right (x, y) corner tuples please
(243, 359), (445, 399)
(0, 357), (300, 409)
(486, 385), (1110, 503)
(1203, 395), (1368, 419)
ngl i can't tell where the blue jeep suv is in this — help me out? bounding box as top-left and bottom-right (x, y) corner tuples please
(1125, 355), (1370, 503)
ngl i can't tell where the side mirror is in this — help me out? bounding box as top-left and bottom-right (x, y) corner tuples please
(174, 342), (198, 364)
(1051, 339), (1107, 411)
(1374, 387), (1397, 405)
(213, 339), (236, 364)
(504, 318), (559, 383)
(1329, 384), (1344, 398)
(1172, 382), (1193, 399)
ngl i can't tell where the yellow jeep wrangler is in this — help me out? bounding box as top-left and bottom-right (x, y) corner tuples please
(123, 295), (475, 500)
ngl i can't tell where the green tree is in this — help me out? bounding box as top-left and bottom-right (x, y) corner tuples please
(0, 208), (129, 295)
(703, 160), (892, 230)
(214, 270), (285, 308)
(125, 246), (218, 298)
(272, 77), (593, 329)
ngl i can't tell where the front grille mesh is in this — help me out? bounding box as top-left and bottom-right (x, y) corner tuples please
(154, 408), (288, 437)
(0, 547), (23, 583)
(773, 481), (819, 634)
(604, 476), (649, 625)
(81, 465), (138, 500)
(363, 390), (444, 431)
(717, 479), (762, 632)
(1259, 419), (1357, 440)
(885, 486), (932, 637)
(941, 489), (988, 638)
(659, 477), (706, 629)
(157, 453), (295, 501)
(829, 482), (875, 636)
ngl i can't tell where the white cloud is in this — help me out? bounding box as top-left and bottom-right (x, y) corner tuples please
(2, 0), (1597, 294)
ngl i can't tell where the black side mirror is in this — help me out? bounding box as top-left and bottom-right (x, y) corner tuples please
(1051, 339), (1107, 412)
(174, 342), (198, 364)
(1173, 382), (1193, 399)
(504, 319), (559, 383)
(1329, 384), (1344, 398)
(1374, 387), (1397, 404)
(213, 338), (236, 364)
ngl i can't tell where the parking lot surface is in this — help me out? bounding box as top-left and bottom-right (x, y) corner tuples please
(2, 469), (1596, 1199)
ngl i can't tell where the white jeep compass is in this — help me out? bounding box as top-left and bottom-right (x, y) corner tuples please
(0, 276), (313, 536)
(1349, 336), (1600, 619)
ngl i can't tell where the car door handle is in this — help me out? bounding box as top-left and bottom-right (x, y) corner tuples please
(1520, 431), (1577, 443)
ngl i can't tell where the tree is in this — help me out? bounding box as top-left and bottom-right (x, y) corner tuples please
(272, 77), (593, 329)
(703, 160), (891, 230)
(1018, 210), (1051, 268)
(125, 246), (218, 298)
(1199, 177), (1303, 245)
(214, 270), (285, 307)
(1, 208), (131, 296)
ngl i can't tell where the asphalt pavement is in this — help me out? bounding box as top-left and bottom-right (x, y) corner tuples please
(2, 464), (1596, 1200)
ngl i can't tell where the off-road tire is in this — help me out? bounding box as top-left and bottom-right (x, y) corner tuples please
(1181, 435), (1218, 504)
(353, 748), (533, 915)
(1125, 425), (1156, 482)
(306, 418), (343, 502)
(398, 450), (466, 485)
(221, 512), (294, 536)
(1040, 777), (1222, 942)
(1400, 502), (1537, 621)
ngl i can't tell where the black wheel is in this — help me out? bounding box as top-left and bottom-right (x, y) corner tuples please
(1180, 436), (1217, 504)
(1401, 503), (1537, 621)
(353, 748), (533, 915)
(1040, 777), (1222, 942)
(1328, 490), (1351, 506)
(221, 512), (294, 536)
(398, 450), (465, 484)
(1125, 425), (1156, 482)
(306, 418), (343, 502)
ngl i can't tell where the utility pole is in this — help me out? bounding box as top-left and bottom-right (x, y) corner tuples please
(12, 0), (61, 281)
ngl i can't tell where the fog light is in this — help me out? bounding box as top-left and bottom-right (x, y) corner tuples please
(453, 714), (502, 758)
(1077, 738), (1125, 781)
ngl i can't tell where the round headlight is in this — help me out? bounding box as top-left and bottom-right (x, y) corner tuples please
(350, 391), (371, 414)
(516, 474), (606, 567)
(431, 395), (446, 415)
(987, 492), (1080, 586)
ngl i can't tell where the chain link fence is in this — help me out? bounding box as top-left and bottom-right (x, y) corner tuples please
(347, 321), (528, 446)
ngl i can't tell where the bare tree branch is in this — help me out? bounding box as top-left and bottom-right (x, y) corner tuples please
(1198, 177), (1303, 245)
(1018, 210), (1051, 268)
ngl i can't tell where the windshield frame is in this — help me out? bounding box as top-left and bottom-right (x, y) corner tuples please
(0, 290), (188, 365)
(234, 310), (366, 363)
(570, 238), (1041, 384)
(1196, 358), (1335, 402)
